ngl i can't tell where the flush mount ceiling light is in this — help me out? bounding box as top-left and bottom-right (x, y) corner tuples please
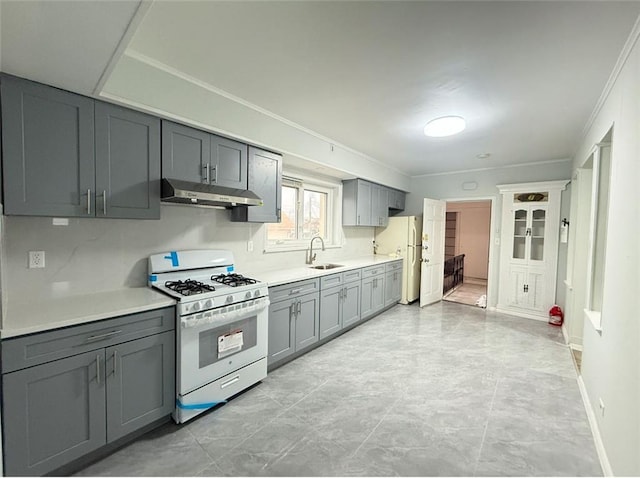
(423, 116), (466, 137)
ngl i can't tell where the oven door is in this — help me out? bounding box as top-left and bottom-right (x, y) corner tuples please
(178, 298), (268, 394)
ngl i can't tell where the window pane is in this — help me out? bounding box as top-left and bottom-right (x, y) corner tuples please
(267, 186), (297, 241)
(302, 190), (327, 239)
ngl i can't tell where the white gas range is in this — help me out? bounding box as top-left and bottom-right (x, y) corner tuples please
(148, 250), (269, 423)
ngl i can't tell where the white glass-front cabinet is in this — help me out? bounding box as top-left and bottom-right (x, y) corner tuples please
(497, 181), (568, 319)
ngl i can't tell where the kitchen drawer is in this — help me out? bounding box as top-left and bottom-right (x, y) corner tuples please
(320, 273), (343, 289)
(2, 306), (175, 373)
(269, 279), (319, 303)
(385, 260), (403, 273)
(361, 264), (385, 279)
(343, 268), (362, 284)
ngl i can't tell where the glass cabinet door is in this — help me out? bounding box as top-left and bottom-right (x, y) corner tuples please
(512, 208), (527, 260)
(529, 208), (546, 261)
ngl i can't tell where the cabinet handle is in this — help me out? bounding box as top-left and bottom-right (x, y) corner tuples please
(112, 350), (118, 377)
(211, 165), (217, 183)
(289, 303), (294, 319)
(357, 215), (360, 225)
(85, 330), (122, 343)
(202, 164), (210, 183)
(289, 288), (302, 295)
(96, 354), (101, 384)
(87, 189), (92, 215)
(97, 190), (107, 216)
(277, 208), (281, 222)
(297, 300), (302, 316)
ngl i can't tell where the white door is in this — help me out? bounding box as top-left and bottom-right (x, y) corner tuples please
(420, 198), (446, 307)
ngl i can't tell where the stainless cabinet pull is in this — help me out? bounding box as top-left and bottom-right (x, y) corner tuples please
(289, 288), (302, 295)
(211, 165), (217, 183)
(289, 303), (294, 319)
(96, 354), (101, 384)
(87, 189), (92, 215)
(296, 300), (302, 315)
(357, 215), (360, 225)
(202, 164), (210, 183)
(102, 190), (107, 215)
(85, 330), (122, 343)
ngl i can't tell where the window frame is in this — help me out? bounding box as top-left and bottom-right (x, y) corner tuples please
(264, 172), (343, 253)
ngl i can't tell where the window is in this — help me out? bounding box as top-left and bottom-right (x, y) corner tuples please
(266, 174), (341, 251)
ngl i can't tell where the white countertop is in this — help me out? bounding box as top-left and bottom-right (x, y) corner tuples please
(1, 288), (176, 339)
(249, 254), (402, 287)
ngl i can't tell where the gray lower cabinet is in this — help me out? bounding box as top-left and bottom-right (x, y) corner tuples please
(268, 280), (319, 366)
(1, 307), (175, 476)
(361, 265), (386, 319)
(231, 146), (283, 223)
(1, 74), (161, 219)
(319, 271), (361, 338)
(385, 270), (402, 307)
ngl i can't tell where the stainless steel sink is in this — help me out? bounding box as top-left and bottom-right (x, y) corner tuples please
(309, 263), (343, 270)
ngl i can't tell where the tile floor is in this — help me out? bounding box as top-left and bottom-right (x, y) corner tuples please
(444, 279), (487, 308)
(75, 301), (601, 477)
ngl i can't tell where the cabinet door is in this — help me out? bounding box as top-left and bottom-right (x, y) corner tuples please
(319, 286), (342, 339)
(384, 271), (396, 307)
(211, 135), (247, 189)
(106, 331), (175, 442)
(2, 351), (106, 476)
(374, 185), (389, 227)
(392, 271), (402, 303)
(1, 75), (95, 217)
(295, 293), (320, 351)
(507, 267), (528, 307)
(525, 270), (546, 312)
(342, 281), (361, 328)
(372, 276), (386, 313)
(95, 102), (160, 219)
(356, 179), (373, 225)
(268, 299), (295, 365)
(361, 277), (375, 319)
(231, 147), (282, 223)
(161, 120), (210, 184)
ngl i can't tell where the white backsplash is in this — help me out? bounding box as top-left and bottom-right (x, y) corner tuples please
(3, 204), (375, 302)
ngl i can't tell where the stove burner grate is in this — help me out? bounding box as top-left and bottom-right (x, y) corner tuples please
(165, 279), (216, 296)
(211, 273), (258, 288)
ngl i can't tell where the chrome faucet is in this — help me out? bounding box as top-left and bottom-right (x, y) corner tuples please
(306, 236), (325, 264)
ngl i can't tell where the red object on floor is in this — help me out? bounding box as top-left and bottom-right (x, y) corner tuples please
(549, 304), (564, 326)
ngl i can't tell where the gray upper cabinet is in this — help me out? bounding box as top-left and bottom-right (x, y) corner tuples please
(343, 179), (401, 226)
(211, 135), (248, 189)
(1, 75), (95, 217)
(161, 120), (210, 184)
(2, 350), (106, 476)
(1, 75), (161, 219)
(231, 146), (282, 223)
(161, 120), (248, 190)
(95, 102), (160, 219)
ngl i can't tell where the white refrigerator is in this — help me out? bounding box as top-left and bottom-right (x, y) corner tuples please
(374, 216), (423, 304)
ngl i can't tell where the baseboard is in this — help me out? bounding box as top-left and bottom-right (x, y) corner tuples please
(577, 375), (613, 476)
(561, 324), (569, 344)
(495, 306), (547, 322)
(569, 343), (583, 352)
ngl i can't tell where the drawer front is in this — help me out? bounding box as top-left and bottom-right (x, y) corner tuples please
(385, 260), (403, 272)
(320, 273), (343, 289)
(2, 307), (175, 373)
(343, 268), (362, 284)
(269, 279), (319, 303)
(361, 265), (385, 279)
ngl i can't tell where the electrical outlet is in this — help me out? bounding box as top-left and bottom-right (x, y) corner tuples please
(29, 251), (45, 269)
(247, 240), (254, 252)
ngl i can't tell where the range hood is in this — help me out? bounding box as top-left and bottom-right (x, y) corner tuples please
(161, 178), (263, 208)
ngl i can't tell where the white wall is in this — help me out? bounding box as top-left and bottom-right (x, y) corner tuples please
(2, 205), (374, 305)
(407, 160), (572, 308)
(569, 24), (640, 476)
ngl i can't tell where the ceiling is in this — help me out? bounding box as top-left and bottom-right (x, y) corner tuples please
(2, 1), (640, 176)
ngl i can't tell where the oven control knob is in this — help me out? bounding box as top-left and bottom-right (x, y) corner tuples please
(245, 291), (252, 300)
(253, 290), (261, 298)
(226, 295), (234, 304)
(192, 302), (201, 312)
(204, 299), (213, 309)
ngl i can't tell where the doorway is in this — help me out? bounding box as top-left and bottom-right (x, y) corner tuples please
(443, 200), (491, 307)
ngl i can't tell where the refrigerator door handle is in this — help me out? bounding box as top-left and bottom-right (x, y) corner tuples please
(410, 244), (416, 266)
